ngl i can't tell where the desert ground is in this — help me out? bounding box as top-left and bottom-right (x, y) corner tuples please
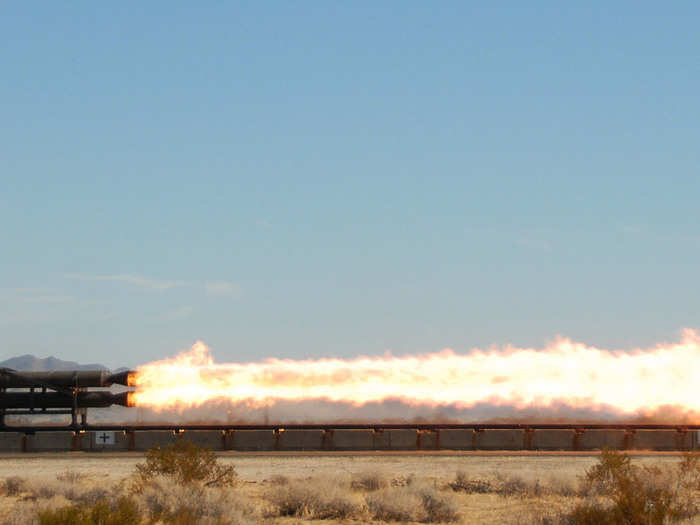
(0, 450), (688, 481)
(0, 451), (698, 524)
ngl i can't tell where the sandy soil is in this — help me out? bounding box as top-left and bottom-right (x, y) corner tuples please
(0, 450), (686, 481)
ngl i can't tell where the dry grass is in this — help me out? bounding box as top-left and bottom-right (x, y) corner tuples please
(55, 471), (86, 483)
(366, 487), (425, 521)
(0, 449), (698, 524)
(264, 477), (362, 519)
(1, 477), (27, 497)
(448, 470), (579, 499)
(140, 478), (257, 524)
(350, 471), (388, 492)
(262, 474), (460, 523)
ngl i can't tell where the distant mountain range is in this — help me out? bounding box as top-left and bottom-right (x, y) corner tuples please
(0, 354), (110, 371)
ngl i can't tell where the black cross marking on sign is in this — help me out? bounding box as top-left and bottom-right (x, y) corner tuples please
(98, 432), (110, 443)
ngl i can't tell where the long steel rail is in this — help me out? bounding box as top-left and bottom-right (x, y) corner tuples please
(1, 423), (699, 432)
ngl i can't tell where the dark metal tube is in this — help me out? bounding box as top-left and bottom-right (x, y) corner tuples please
(106, 370), (136, 387)
(0, 391), (131, 409)
(0, 369), (135, 388)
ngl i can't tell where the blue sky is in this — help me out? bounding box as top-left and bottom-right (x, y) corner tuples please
(2, 2), (699, 368)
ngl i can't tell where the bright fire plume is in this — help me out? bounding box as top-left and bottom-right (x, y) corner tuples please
(130, 331), (700, 415)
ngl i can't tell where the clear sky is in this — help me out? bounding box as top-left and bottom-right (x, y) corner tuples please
(2, 2), (699, 368)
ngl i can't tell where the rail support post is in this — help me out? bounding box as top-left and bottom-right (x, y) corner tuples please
(322, 429), (333, 450)
(0, 387), (4, 428)
(676, 429), (689, 451)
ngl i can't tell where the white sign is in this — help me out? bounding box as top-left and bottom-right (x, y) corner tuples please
(95, 432), (115, 446)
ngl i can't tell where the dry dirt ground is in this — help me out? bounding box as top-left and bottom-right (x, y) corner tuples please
(0, 452), (697, 524)
(0, 450), (686, 480)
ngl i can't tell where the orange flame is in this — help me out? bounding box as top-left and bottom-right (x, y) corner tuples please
(130, 330), (700, 416)
(125, 391), (136, 407)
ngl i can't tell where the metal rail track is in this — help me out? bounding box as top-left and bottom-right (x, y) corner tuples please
(1, 423), (699, 433)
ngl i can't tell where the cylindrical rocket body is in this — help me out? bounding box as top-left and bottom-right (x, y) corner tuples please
(0, 370), (133, 388)
(0, 391), (131, 409)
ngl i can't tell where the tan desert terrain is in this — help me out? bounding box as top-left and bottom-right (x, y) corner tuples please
(0, 451), (698, 524)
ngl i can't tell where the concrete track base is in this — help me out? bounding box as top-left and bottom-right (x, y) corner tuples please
(576, 430), (628, 450)
(632, 431), (689, 451)
(227, 430), (276, 451)
(0, 428), (697, 452)
(476, 430), (524, 450)
(278, 430), (323, 451)
(132, 431), (177, 451)
(0, 432), (24, 452)
(532, 430), (576, 451)
(332, 430), (375, 450)
(177, 431), (225, 450)
(438, 430), (474, 450)
(26, 432), (76, 452)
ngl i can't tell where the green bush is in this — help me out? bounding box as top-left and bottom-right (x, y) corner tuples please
(135, 439), (237, 488)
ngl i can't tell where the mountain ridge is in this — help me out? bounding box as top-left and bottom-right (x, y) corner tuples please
(0, 354), (114, 371)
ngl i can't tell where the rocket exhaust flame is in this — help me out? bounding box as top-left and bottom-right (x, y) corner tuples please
(130, 330), (700, 418)
(126, 391), (137, 408)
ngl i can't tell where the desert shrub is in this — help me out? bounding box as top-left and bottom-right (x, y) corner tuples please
(27, 479), (61, 500)
(366, 488), (425, 522)
(545, 475), (580, 498)
(141, 481), (207, 522)
(141, 478), (256, 525)
(37, 496), (140, 525)
(671, 452), (700, 516)
(134, 439), (236, 488)
(449, 471), (493, 493)
(568, 449), (700, 525)
(366, 485), (459, 523)
(0, 501), (39, 525)
(449, 471), (547, 498)
(502, 508), (573, 525)
(351, 471), (387, 492)
(390, 474), (414, 487)
(22, 477), (118, 504)
(88, 497), (141, 525)
(265, 479), (361, 519)
(71, 487), (111, 506)
(56, 470), (86, 483)
(267, 474), (289, 485)
(37, 505), (90, 525)
(495, 473), (543, 498)
(418, 486), (460, 523)
(3, 476), (26, 496)
(580, 447), (634, 496)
